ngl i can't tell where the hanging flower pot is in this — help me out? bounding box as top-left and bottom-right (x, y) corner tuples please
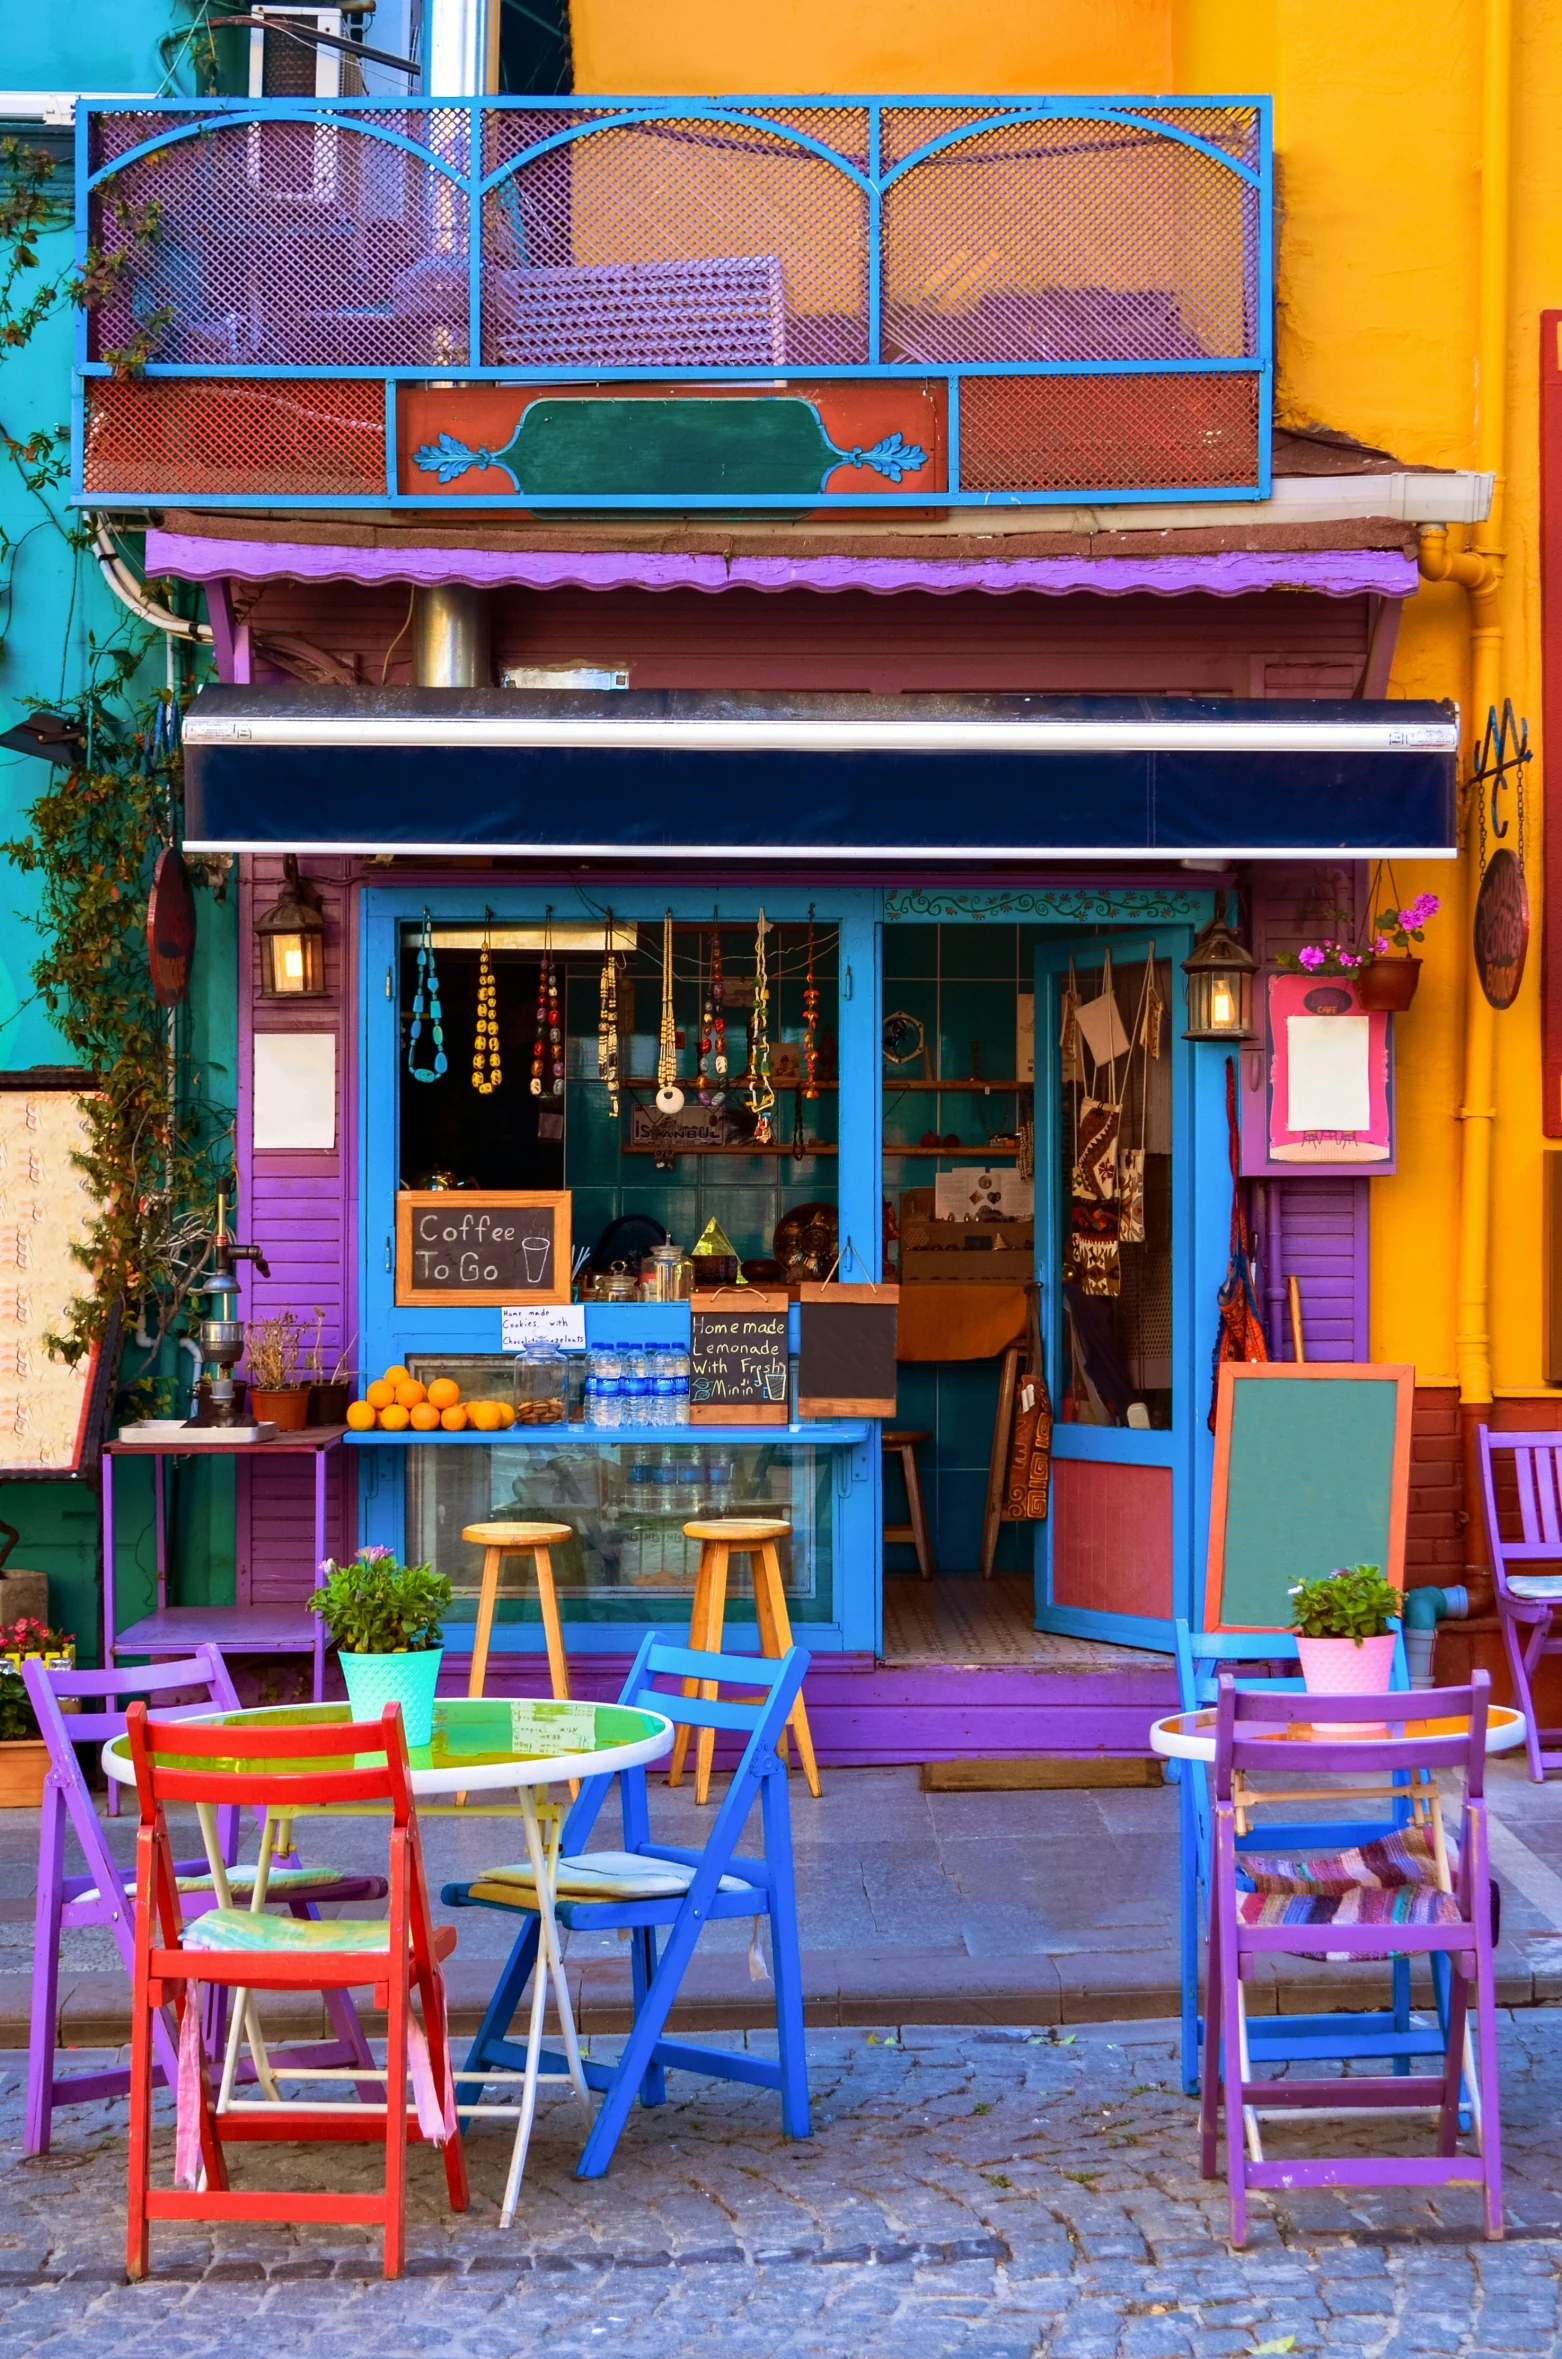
(1353, 956), (1422, 1013)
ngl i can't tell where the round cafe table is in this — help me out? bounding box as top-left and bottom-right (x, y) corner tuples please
(1149, 1701), (1528, 1763)
(104, 1695), (674, 2214)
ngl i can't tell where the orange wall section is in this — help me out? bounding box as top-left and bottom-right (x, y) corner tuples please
(569, 0), (1175, 97)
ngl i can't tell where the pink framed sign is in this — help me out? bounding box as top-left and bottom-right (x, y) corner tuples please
(1239, 972), (1395, 1176)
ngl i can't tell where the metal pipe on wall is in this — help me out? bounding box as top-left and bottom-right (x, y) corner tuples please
(423, 0), (498, 94)
(412, 585), (492, 688)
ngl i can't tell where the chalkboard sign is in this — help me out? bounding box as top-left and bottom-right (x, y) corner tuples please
(689, 1288), (789, 1425)
(797, 1283), (899, 1418)
(1206, 1362), (1414, 1630)
(395, 1191), (571, 1307)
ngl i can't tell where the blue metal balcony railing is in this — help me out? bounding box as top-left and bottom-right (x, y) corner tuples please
(73, 96), (1272, 511)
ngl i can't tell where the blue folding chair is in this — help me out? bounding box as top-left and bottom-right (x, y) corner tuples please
(1173, 1620), (1454, 2099)
(444, 1634), (810, 2186)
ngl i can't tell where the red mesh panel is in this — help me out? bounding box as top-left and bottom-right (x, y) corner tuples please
(882, 113), (1258, 366)
(481, 115), (870, 368)
(82, 378), (386, 497)
(88, 113), (472, 369)
(958, 373), (1260, 493)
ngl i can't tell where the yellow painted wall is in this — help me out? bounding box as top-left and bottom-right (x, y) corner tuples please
(572, 0), (1562, 1395)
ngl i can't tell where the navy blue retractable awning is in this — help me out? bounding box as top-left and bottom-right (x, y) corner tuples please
(180, 689), (1459, 860)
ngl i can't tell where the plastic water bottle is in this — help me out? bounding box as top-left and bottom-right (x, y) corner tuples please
(668, 1343), (690, 1427)
(653, 1346), (678, 1430)
(621, 1339), (649, 1429)
(596, 1339), (623, 1429)
(582, 1346), (600, 1427)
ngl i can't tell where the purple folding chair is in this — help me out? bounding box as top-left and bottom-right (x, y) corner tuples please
(1479, 1426), (1562, 1781)
(24, 1646), (387, 2156)
(1201, 1672), (1502, 2245)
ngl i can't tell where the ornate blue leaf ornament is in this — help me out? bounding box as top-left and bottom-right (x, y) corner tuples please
(834, 430), (929, 483)
(414, 432), (505, 485)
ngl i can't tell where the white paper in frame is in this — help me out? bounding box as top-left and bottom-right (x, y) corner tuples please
(1285, 1014), (1371, 1133)
(253, 1033), (337, 1150)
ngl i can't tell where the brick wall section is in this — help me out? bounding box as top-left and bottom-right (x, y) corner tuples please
(1406, 1385), (1466, 1583)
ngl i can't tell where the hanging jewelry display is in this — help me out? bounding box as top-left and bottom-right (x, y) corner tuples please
(708, 922), (728, 1106)
(656, 909), (684, 1113)
(748, 907), (775, 1144)
(407, 910), (447, 1083)
(802, 910), (819, 1100)
(598, 910), (620, 1117)
(471, 919), (502, 1094)
(531, 917), (563, 1099)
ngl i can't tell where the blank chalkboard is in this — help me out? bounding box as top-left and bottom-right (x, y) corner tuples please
(1206, 1362), (1415, 1630)
(395, 1191), (571, 1307)
(797, 1283), (900, 1418)
(690, 1289), (790, 1425)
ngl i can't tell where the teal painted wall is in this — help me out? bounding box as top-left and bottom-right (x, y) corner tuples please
(2, 13), (239, 1656)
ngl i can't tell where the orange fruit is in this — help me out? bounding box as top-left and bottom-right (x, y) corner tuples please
(383, 1364), (411, 1385)
(494, 1403), (516, 1429)
(426, 1376), (460, 1411)
(345, 1400), (376, 1432)
(365, 1378), (395, 1409)
(469, 1401), (502, 1432)
(409, 1402), (440, 1431)
(379, 1403), (410, 1432)
(394, 1378), (427, 1409)
(439, 1404), (468, 1432)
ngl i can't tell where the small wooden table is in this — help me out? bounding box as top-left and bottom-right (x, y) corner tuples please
(1149, 1703), (1528, 1764)
(104, 1427), (347, 1701)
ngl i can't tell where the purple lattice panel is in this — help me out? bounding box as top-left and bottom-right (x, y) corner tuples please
(482, 115), (869, 369)
(958, 372), (1260, 494)
(82, 378), (387, 497)
(882, 114), (1257, 367)
(87, 114), (471, 370)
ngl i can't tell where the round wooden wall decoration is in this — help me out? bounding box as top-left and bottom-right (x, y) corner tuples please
(1474, 846), (1529, 1010)
(146, 848), (196, 1008)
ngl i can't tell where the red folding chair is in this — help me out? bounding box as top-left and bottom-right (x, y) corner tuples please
(125, 1702), (468, 2281)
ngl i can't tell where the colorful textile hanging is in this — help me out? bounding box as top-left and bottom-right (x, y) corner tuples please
(1059, 958), (1084, 1086)
(1118, 1148), (1146, 1246)
(1003, 1285), (1053, 1522)
(1208, 1055), (1268, 1429)
(1069, 1094), (1122, 1296)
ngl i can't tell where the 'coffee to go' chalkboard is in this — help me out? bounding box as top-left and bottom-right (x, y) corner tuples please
(395, 1191), (572, 1307)
(689, 1289), (790, 1425)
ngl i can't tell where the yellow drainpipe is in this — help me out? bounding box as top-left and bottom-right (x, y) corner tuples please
(1416, 0), (1511, 1450)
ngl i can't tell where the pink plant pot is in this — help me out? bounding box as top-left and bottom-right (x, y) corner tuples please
(1295, 1631), (1398, 1733)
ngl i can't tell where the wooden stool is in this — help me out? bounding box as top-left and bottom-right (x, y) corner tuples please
(882, 1428), (937, 1580)
(462, 1521), (573, 1704)
(668, 1518), (821, 1804)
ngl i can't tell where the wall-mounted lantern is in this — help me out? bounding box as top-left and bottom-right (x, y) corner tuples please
(1182, 916), (1256, 1041)
(255, 854), (326, 998)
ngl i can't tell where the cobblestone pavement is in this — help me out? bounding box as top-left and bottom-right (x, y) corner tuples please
(3, 2015), (1562, 2357)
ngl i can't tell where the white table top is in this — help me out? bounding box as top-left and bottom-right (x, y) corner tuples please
(1150, 1702), (1528, 1764)
(102, 1695), (674, 1797)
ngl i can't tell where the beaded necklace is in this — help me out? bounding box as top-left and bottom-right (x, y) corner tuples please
(710, 925), (727, 1105)
(407, 911), (447, 1083)
(531, 922), (562, 1099)
(598, 912), (620, 1117)
(748, 908), (775, 1144)
(471, 919), (501, 1094)
(656, 908), (684, 1112)
(803, 911), (819, 1101)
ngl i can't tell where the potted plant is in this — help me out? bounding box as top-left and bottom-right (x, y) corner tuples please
(1289, 1563), (1400, 1710)
(0, 1615), (75, 1807)
(303, 1309), (356, 1428)
(309, 1546), (452, 1746)
(244, 1311), (311, 1430)
(1354, 892), (1441, 1012)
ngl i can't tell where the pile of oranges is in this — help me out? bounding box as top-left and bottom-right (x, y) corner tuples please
(344, 1366), (515, 1436)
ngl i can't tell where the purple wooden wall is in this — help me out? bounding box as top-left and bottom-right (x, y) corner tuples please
(1247, 862), (1372, 1362)
(235, 854), (357, 1613)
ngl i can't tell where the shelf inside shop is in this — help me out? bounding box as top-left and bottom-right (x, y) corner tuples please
(345, 1423), (869, 1448)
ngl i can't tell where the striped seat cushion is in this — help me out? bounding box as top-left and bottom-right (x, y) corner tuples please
(1238, 1884), (1464, 1929)
(181, 1908), (392, 1955)
(80, 1865), (357, 1907)
(469, 1850), (751, 1909)
(1240, 1826), (1455, 1897)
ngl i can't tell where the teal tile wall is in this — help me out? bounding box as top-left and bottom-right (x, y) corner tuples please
(884, 924), (1035, 1582)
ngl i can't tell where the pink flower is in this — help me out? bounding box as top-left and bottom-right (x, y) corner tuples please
(1298, 945), (1326, 970)
(358, 1543), (396, 1566)
(1339, 951), (1362, 968)
(1375, 935), (1391, 954)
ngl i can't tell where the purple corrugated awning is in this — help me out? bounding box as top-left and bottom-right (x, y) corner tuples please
(146, 532), (1418, 601)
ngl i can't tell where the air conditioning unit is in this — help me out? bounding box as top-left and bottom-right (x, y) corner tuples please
(247, 6), (353, 202)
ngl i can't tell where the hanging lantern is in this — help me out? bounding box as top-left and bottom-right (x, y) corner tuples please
(255, 854), (326, 998)
(1182, 917), (1256, 1041)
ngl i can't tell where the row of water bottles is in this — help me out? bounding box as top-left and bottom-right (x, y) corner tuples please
(584, 1339), (691, 1428)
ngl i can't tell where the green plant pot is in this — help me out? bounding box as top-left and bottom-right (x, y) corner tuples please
(338, 1647), (444, 1748)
